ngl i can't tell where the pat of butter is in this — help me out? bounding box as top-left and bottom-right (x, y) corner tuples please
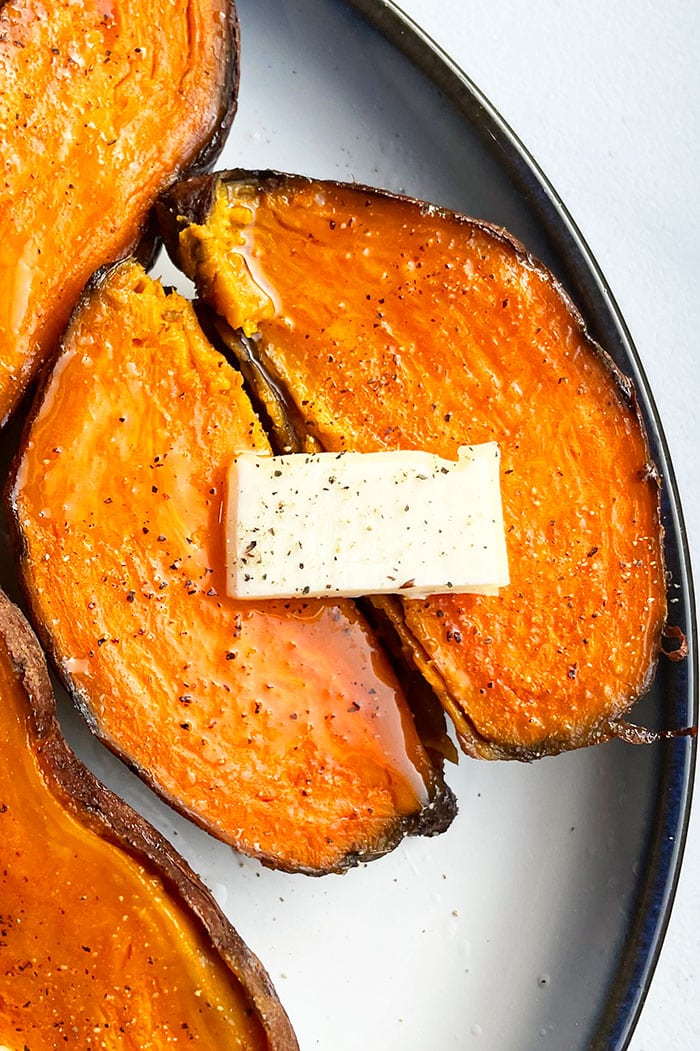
(226, 444), (509, 599)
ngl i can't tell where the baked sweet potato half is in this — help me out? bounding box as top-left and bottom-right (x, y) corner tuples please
(158, 170), (669, 760)
(0, 0), (238, 426)
(9, 259), (455, 875)
(0, 587), (298, 1048)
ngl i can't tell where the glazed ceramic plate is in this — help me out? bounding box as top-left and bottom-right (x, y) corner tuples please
(7, 1), (695, 1049)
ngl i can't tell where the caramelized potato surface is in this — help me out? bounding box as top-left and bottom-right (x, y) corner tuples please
(160, 171), (667, 759)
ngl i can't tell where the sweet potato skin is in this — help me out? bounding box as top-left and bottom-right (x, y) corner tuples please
(0, 587), (298, 1049)
(159, 170), (667, 760)
(9, 259), (455, 875)
(0, 0), (239, 425)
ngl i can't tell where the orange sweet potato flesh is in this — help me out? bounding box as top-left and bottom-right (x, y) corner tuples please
(0, 587), (298, 1048)
(159, 171), (668, 760)
(9, 259), (455, 874)
(0, 0), (238, 426)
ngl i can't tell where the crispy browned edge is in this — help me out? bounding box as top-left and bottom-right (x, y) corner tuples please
(0, 586), (299, 1049)
(157, 169), (674, 759)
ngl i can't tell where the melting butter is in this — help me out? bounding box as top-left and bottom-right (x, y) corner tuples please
(226, 444), (509, 600)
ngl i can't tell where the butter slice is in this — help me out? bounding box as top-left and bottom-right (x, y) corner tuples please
(226, 444), (509, 600)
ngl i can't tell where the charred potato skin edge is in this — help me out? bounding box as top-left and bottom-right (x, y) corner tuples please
(0, 587), (299, 1049)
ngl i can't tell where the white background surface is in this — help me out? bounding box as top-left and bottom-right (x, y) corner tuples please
(392, 1), (699, 1047)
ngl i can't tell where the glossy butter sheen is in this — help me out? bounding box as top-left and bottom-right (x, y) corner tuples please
(0, 597), (279, 1048)
(11, 260), (452, 875)
(227, 444), (509, 598)
(161, 172), (667, 757)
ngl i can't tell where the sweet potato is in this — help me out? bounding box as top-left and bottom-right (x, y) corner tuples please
(0, 0), (238, 425)
(158, 170), (668, 759)
(0, 586), (298, 1048)
(9, 259), (455, 874)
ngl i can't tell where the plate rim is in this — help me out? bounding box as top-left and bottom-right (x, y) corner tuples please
(341, 1), (698, 1046)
